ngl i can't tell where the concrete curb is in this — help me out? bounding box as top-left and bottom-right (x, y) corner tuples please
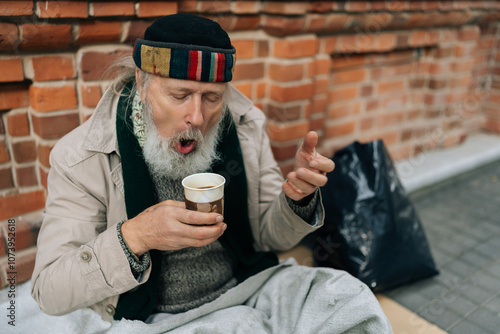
(395, 132), (500, 194)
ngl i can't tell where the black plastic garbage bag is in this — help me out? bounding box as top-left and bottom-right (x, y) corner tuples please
(315, 140), (439, 292)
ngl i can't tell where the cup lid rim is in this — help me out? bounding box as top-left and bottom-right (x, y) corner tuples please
(181, 173), (226, 191)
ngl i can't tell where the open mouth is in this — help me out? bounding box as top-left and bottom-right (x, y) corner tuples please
(177, 138), (196, 154)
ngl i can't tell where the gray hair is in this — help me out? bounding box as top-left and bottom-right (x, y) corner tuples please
(107, 55), (154, 102)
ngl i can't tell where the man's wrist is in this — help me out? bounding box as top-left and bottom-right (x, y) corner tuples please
(117, 221), (151, 278)
(291, 191), (316, 207)
(120, 219), (148, 256)
(285, 189), (320, 224)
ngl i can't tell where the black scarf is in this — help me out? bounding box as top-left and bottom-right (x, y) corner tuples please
(114, 81), (278, 321)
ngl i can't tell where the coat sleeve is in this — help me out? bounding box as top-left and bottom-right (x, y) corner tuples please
(243, 109), (325, 253)
(31, 147), (151, 316)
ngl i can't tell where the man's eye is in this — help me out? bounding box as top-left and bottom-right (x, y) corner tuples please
(205, 95), (220, 103)
(172, 95), (187, 100)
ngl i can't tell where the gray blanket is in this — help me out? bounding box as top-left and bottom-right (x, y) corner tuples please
(0, 261), (392, 333)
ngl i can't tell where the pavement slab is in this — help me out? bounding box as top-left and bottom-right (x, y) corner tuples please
(385, 158), (500, 333)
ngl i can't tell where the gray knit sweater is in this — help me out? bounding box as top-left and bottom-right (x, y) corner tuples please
(149, 175), (237, 313)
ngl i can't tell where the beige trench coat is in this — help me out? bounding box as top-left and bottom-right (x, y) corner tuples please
(31, 84), (324, 322)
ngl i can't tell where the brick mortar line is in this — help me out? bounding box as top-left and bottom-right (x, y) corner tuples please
(28, 107), (80, 117)
(1, 184), (41, 196)
(1, 13), (496, 32)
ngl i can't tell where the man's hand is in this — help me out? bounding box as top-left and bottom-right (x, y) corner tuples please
(121, 200), (226, 256)
(283, 131), (335, 201)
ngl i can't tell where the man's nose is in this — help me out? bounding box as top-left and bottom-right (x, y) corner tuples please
(186, 96), (204, 127)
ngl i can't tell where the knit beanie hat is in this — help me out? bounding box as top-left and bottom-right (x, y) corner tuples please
(133, 13), (236, 82)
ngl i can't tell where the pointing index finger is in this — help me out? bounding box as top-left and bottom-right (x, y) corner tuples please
(309, 155), (335, 173)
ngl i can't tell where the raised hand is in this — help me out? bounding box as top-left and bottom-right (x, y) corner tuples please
(283, 131), (335, 201)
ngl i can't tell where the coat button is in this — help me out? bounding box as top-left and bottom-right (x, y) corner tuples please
(106, 304), (116, 316)
(80, 251), (92, 262)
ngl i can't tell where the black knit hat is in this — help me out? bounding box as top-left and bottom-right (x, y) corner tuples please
(133, 13), (236, 82)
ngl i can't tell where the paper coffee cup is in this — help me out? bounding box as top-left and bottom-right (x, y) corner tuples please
(182, 173), (225, 215)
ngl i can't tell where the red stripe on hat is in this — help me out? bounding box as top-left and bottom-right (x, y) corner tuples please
(188, 50), (199, 80)
(216, 53), (225, 82)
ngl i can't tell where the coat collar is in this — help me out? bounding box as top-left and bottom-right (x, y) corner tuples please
(226, 84), (255, 123)
(81, 84), (123, 155)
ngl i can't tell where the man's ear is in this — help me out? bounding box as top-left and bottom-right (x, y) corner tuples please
(135, 68), (143, 99)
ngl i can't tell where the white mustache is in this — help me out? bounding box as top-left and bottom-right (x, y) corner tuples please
(172, 127), (203, 144)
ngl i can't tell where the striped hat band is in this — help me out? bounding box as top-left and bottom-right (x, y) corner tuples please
(133, 39), (236, 83)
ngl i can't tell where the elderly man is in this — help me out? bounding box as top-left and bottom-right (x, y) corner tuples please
(31, 13), (391, 333)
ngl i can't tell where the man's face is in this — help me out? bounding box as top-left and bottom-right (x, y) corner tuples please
(140, 73), (227, 155)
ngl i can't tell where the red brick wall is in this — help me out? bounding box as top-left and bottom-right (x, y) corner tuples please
(0, 1), (500, 287)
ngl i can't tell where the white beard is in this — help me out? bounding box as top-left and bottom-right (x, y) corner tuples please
(142, 101), (224, 180)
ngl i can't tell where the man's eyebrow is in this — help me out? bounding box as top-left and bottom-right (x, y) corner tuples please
(169, 87), (224, 96)
(206, 91), (224, 97)
(162, 85), (193, 93)
(159, 81), (225, 95)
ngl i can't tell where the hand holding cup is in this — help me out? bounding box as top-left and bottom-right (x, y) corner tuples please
(120, 173), (226, 256)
